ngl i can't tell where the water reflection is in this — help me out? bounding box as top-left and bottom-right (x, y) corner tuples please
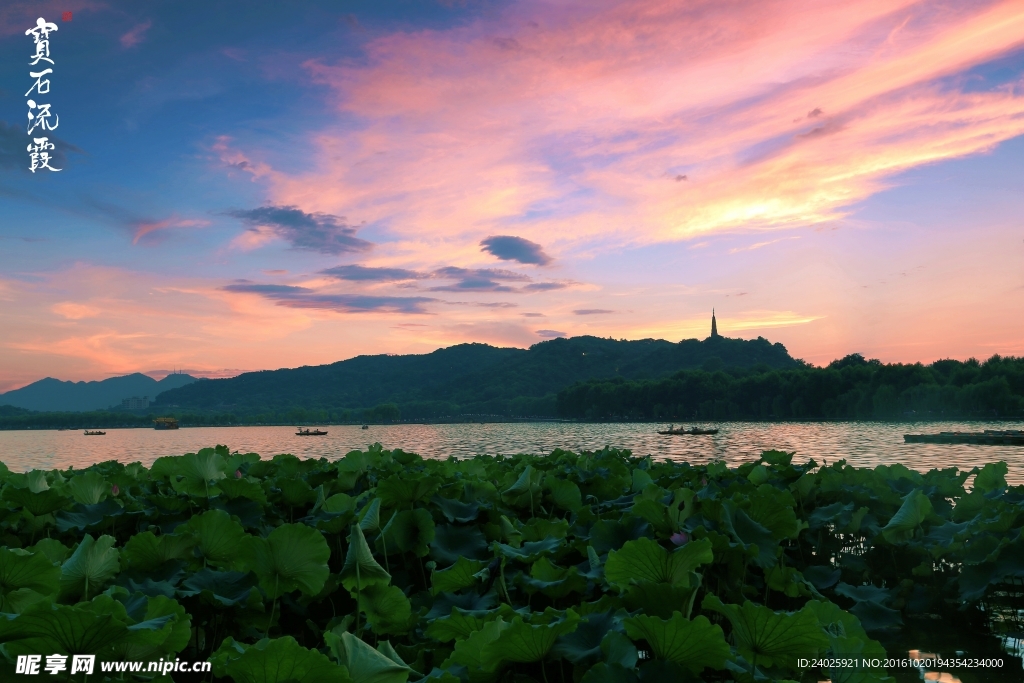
(1, 420), (1022, 481)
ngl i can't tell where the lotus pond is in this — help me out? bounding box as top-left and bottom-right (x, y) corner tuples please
(0, 444), (1020, 682)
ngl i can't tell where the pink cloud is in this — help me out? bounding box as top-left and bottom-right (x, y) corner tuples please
(131, 216), (209, 244)
(120, 19), (152, 48)
(223, 0), (1024, 266)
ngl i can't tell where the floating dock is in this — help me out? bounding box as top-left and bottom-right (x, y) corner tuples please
(904, 430), (1024, 445)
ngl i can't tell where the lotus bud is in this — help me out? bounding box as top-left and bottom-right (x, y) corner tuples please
(670, 531), (689, 546)
(110, 483), (120, 496)
(701, 477), (708, 487)
(235, 470), (242, 479)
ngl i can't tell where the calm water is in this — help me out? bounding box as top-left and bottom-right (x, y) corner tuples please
(2, 420), (1022, 482)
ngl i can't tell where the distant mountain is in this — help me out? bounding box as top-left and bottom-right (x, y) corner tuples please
(0, 373), (198, 412)
(152, 335), (801, 418)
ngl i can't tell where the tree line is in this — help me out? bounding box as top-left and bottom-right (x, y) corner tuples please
(556, 354), (1024, 421)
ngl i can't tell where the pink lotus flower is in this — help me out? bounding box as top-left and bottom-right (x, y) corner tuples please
(110, 484), (119, 496)
(234, 470), (242, 479)
(701, 477), (708, 487)
(670, 532), (689, 546)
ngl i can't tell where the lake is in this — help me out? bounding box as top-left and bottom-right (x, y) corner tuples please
(2, 420), (1023, 482)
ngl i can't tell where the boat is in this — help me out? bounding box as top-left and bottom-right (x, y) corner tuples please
(904, 430), (1024, 445)
(361, 424), (369, 430)
(154, 417), (179, 430)
(658, 425), (719, 435)
(84, 430), (106, 436)
(296, 428), (328, 436)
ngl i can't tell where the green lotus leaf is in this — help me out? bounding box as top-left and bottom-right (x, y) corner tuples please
(279, 479), (317, 507)
(66, 470), (109, 505)
(881, 490), (932, 543)
(177, 568), (258, 606)
(443, 618), (509, 680)
(55, 499), (124, 532)
(185, 508), (247, 569)
(519, 557), (587, 598)
(973, 461), (1007, 493)
(122, 531), (196, 573)
(324, 493), (357, 514)
(605, 538), (712, 591)
(630, 499), (671, 536)
(225, 451), (262, 473)
(701, 594), (828, 670)
(325, 630), (409, 683)
(341, 524), (391, 592)
(220, 477), (269, 504)
(493, 536), (563, 563)
(431, 495), (480, 523)
(110, 594), (191, 660)
(545, 476), (583, 512)
(242, 523), (331, 598)
(153, 449), (227, 497)
(483, 610), (580, 665)
(622, 580), (699, 619)
(431, 524), (490, 566)
(623, 612), (728, 673)
(378, 508), (435, 557)
(431, 556), (487, 595)
(2, 485), (69, 516)
(0, 602), (131, 658)
(377, 474), (442, 509)
(588, 516), (650, 554)
(425, 606), (516, 643)
(747, 464), (770, 485)
(719, 503), (778, 568)
(215, 635), (353, 683)
(0, 548), (60, 611)
(803, 600), (869, 640)
(28, 539), (71, 565)
(59, 534), (120, 601)
(747, 484), (800, 540)
(359, 583), (413, 635)
(25, 470), (50, 492)
(359, 498), (382, 532)
(502, 465), (539, 498)
(550, 609), (625, 665)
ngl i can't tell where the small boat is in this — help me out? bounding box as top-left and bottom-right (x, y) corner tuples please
(84, 430), (106, 436)
(154, 417), (179, 430)
(361, 424), (369, 430)
(658, 425), (719, 436)
(296, 428), (328, 436)
(904, 430), (1024, 445)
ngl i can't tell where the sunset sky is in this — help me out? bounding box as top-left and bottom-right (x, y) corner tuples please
(1, 0), (1023, 391)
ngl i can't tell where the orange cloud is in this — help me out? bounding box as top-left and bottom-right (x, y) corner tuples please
(131, 216), (209, 244)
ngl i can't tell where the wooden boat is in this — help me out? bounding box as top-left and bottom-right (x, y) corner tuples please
(154, 417), (179, 430)
(84, 430), (106, 436)
(296, 428), (328, 436)
(361, 425), (369, 430)
(658, 425), (719, 435)
(904, 430), (1024, 445)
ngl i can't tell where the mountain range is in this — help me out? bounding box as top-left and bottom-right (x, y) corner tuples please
(150, 335), (801, 418)
(0, 373), (198, 412)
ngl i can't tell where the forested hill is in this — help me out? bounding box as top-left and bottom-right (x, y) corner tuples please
(151, 335), (800, 418)
(557, 353), (1024, 420)
(0, 372), (197, 412)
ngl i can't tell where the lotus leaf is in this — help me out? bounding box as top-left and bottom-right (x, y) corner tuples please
(215, 635), (353, 683)
(66, 470), (109, 505)
(551, 609), (625, 665)
(484, 610), (580, 666)
(605, 537), (711, 591)
(359, 583), (413, 635)
(55, 499), (124, 532)
(59, 533), (119, 601)
(326, 630), (409, 683)
(973, 461), (1007, 494)
(377, 474), (442, 509)
(242, 523), (330, 598)
(378, 508), (435, 557)
(342, 524), (391, 592)
(701, 594), (828, 670)
(186, 508), (248, 569)
(623, 612), (729, 673)
(178, 568), (258, 606)
(122, 531), (196, 572)
(2, 486), (68, 516)
(880, 490), (932, 543)
(0, 547), (60, 611)
(431, 556), (487, 595)
(431, 524), (489, 566)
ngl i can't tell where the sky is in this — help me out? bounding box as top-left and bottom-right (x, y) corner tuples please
(1, 0), (1023, 392)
